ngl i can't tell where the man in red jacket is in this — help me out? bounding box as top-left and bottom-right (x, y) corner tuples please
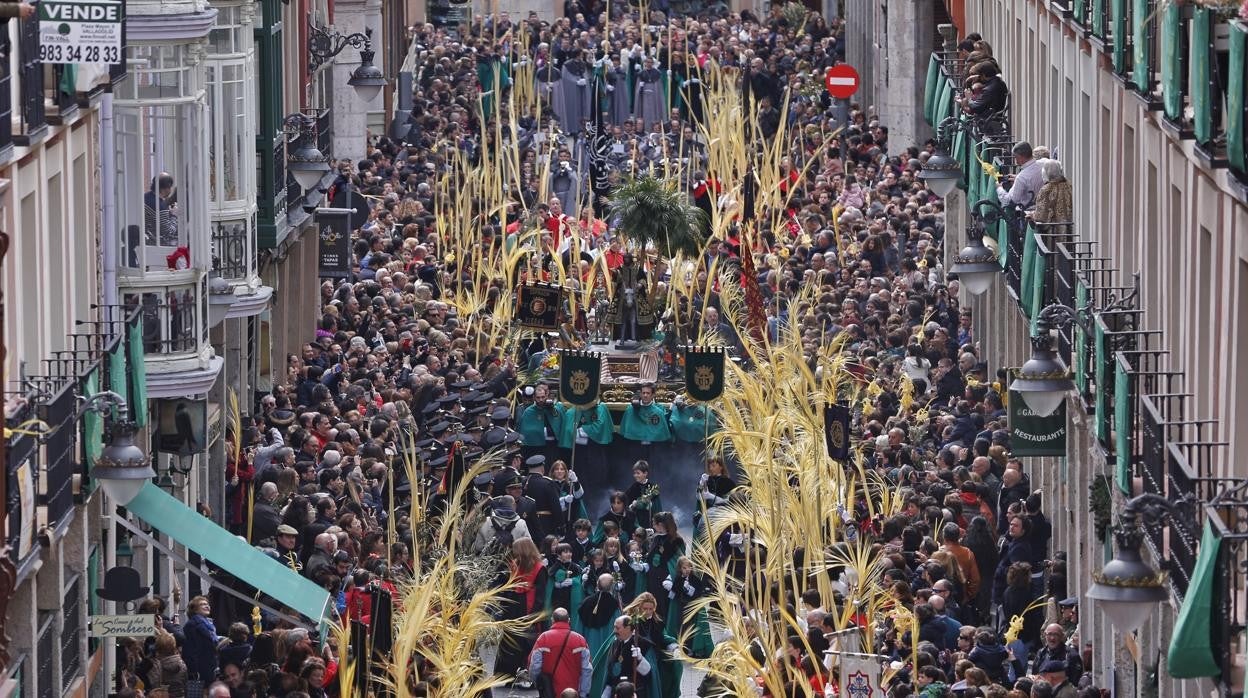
(528, 608), (592, 698)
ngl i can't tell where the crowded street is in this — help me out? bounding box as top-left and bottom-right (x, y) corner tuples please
(4, 0), (1243, 696)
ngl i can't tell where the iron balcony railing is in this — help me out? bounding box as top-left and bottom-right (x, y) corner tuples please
(123, 289), (203, 356)
(211, 220), (250, 282)
(14, 14), (45, 146)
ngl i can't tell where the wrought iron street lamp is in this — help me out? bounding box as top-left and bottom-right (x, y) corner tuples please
(82, 391), (155, 506)
(1009, 303), (1088, 417)
(1086, 494), (1183, 633)
(308, 24), (387, 102)
(948, 198), (1002, 296)
(284, 113), (331, 191)
(916, 115), (971, 198)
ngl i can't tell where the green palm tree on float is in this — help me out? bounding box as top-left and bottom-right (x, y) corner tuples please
(607, 175), (708, 259)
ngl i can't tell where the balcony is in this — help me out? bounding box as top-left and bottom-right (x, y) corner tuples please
(13, 14), (45, 147)
(122, 284), (224, 396)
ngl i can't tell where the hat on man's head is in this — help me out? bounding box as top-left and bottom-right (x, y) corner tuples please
(269, 409), (296, 428)
(277, 524), (299, 536)
(525, 455), (547, 471)
(1058, 597), (1079, 608)
(491, 406), (513, 422)
(1038, 660), (1067, 674)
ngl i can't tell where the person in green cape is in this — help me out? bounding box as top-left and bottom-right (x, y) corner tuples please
(559, 400), (614, 494)
(642, 512), (684, 620)
(622, 591), (683, 698)
(669, 396), (718, 443)
(545, 542), (585, 620)
(592, 493), (636, 547)
(518, 383), (564, 462)
(549, 459), (588, 537)
(661, 556), (714, 660)
(623, 462), (663, 530)
(619, 384), (673, 446)
(692, 456), (735, 540)
(579, 572), (622, 667)
(590, 614), (664, 698)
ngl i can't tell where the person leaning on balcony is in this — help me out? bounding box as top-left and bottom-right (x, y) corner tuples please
(1028, 159), (1073, 226)
(0, 1), (37, 19)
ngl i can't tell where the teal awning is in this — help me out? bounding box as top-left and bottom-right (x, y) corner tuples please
(126, 482), (332, 625)
(1167, 520), (1222, 678)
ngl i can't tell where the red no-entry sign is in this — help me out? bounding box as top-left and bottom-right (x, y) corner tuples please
(825, 64), (860, 99)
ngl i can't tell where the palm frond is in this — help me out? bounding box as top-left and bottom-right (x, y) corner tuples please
(608, 176), (708, 259)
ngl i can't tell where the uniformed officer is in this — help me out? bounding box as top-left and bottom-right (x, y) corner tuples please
(524, 455), (563, 539)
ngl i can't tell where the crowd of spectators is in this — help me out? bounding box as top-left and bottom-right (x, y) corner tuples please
(111, 6), (1091, 698)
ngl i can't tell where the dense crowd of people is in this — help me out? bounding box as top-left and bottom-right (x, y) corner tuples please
(111, 4), (1090, 698)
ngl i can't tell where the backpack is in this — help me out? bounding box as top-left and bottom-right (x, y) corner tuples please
(491, 517), (519, 550)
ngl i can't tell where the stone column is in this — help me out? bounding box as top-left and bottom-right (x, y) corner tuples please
(332, 0), (383, 163)
(878, 0), (934, 150)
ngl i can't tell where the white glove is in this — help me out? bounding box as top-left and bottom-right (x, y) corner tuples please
(560, 494), (574, 509)
(606, 84), (615, 92)
(683, 582), (695, 596)
(681, 80), (691, 88)
(558, 578), (574, 588)
(698, 473), (709, 487)
(577, 78), (588, 86)
(700, 490), (715, 502)
(582, 571), (591, 583)
(568, 470), (578, 483)
(616, 580), (625, 590)
(728, 533), (744, 547)
(666, 643), (679, 654)
(630, 561), (647, 572)
(662, 579), (673, 591)
(631, 646), (643, 660)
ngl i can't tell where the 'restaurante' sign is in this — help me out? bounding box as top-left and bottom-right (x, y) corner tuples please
(1008, 388), (1068, 457)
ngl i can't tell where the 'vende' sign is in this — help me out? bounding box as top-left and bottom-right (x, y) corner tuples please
(39, 0), (124, 64)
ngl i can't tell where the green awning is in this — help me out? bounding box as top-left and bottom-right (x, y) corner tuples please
(125, 482), (332, 625)
(924, 54), (941, 124)
(1167, 520), (1221, 678)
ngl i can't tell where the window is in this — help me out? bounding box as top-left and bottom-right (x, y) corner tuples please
(207, 3), (254, 207)
(115, 43), (208, 274)
(207, 62), (248, 203)
(123, 281), (205, 355)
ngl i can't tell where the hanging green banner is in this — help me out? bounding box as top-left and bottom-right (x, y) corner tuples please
(558, 350), (603, 408)
(683, 346), (726, 402)
(1008, 388), (1068, 457)
(127, 315), (148, 427)
(1167, 520), (1222, 677)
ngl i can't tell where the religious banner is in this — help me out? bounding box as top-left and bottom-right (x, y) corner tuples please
(1008, 387), (1068, 457)
(559, 350), (603, 408)
(825, 402), (852, 461)
(683, 346), (725, 402)
(838, 653), (886, 698)
(516, 283), (563, 330)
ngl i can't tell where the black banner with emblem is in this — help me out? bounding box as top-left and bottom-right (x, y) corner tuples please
(516, 283), (563, 330)
(316, 208), (352, 279)
(824, 402), (851, 462)
(683, 346), (726, 402)
(558, 350), (603, 408)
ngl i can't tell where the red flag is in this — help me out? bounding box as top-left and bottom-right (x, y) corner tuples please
(738, 228), (767, 346)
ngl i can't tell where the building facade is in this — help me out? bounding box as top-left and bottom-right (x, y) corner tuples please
(921, 0), (1248, 696)
(0, 0), (396, 688)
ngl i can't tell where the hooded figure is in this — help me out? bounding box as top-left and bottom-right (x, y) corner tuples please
(471, 503), (532, 553)
(632, 58), (667, 131)
(604, 59), (632, 125)
(557, 55), (592, 135)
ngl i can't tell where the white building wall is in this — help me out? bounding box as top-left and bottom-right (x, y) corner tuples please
(953, 0), (1248, 695)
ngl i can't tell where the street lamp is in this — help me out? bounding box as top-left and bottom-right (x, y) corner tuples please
(284, 113), (331, 191)
(1086, 494), (1180, 633)
(82, 391), (155, 506)
(1010, 303), (1082, 417)
(308, 24), (387, 102)
(916, 115), (970, 198)
(948, 198), (1002, 296)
